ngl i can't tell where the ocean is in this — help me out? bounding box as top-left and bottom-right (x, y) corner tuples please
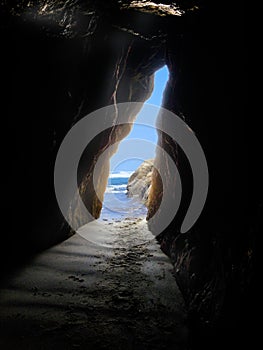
(100, 172), (147, 221)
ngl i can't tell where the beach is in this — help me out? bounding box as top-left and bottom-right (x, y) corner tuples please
(0, 218), (188, 349)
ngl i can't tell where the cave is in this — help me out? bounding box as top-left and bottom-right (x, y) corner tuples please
(0, 1), (256, 350)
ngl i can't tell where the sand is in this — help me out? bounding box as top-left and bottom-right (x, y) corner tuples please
(0, 218), (188, 349)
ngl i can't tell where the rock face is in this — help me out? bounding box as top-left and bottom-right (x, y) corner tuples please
(127, 159), (154, 205)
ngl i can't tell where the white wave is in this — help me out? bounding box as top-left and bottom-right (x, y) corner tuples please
(108, 171), (133, 179)
(106, 190), (128, 194)
(105, 188), (128, 194)
(105, 184), (128, 194)
(112, 184), (127, 189)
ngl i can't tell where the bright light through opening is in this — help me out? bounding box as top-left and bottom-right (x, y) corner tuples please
(110, 65), (169, 174)
(101, 65), (169, 220)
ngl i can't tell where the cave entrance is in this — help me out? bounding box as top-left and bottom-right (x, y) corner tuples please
(100, 65), (169, 222)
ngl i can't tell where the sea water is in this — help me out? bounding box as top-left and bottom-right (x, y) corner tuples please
(100, 174), (147, 221)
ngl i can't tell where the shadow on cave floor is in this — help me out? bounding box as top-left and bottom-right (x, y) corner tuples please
(0, 219), (188, 350)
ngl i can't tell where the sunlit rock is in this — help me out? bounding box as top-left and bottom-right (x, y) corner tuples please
(127, 159), (154, 205)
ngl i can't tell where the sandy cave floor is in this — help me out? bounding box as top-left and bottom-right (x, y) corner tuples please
(0, 218), (188, 349)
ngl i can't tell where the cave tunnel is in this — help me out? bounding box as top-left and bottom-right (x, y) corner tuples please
(0, 1), (256, 350)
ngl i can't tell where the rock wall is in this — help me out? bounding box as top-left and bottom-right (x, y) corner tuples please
(127, 159), (154, 205)
(2, 0), (166, 257)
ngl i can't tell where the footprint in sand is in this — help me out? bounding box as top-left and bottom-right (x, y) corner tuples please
(68, 275), (84, 283)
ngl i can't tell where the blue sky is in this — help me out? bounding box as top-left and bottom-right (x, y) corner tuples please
(110, 65), (169, 173)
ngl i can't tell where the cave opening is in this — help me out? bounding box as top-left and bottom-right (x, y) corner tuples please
(100, 65), (169, 222)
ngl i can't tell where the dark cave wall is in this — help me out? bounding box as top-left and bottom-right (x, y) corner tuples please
(149, 2), (256, 344)
(2, 1), (256, 345)
(2, 1), (167, 259)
